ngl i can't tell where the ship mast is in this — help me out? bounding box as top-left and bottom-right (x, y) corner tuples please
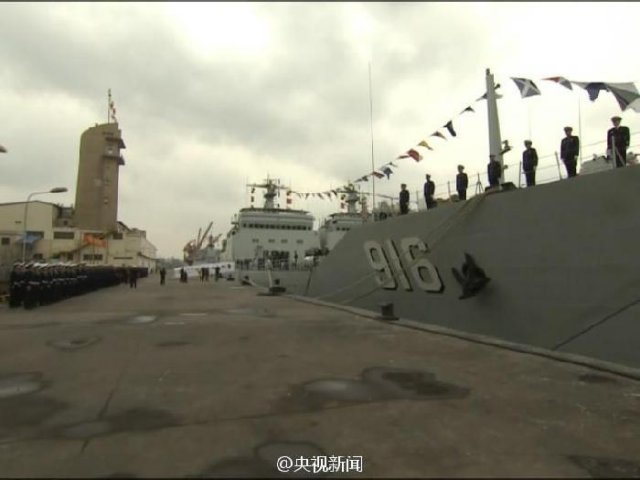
(485, 68), (504, 183)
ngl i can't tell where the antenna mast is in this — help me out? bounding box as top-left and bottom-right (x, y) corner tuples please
(485, 68), (504, 182)
(368, 63), (376, 220)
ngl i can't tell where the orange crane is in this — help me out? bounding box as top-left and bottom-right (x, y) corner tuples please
(183, 221), (213, 265)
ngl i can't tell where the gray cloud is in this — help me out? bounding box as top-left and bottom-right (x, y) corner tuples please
(2, 2), (639, 257)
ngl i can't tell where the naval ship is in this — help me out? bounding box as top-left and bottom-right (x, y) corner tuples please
(242, 69), (640, 372)
(219, 178), (320, 269)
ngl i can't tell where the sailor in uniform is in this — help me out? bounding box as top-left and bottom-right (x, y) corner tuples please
(22, 263), (39, 309)
(8, 262), (24, 308)
(456, 165), (468, 200)
(424, 174), (436, 209)
(560, 126), (580, 178)
(522, 140), (539, 187)
(607, 116), (630, 168)
(399, 183), (410, 214)
(487, 154), (502, 188)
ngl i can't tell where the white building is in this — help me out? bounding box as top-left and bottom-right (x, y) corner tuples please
(0, 200), (157, 272)
(0, 118), (158, 281)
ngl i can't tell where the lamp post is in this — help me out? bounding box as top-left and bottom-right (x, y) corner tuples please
(22, 187), (68, 263)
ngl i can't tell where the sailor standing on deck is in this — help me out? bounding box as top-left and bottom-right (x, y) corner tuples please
(522, 140), (538, 187)
(607, 116), (630, 168)
(487, 154), (503, 189)
(399, 183), (410, 215)
(424, 174), (436, 209)
(456, 165), (468, 200)
(560, 126), (580, 178)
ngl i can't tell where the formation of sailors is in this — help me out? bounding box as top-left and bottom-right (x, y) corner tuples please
(8, 262), (149, 310)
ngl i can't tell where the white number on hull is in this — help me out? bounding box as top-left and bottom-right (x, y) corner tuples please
(363, 238), (443, 292)
(400, 237), (443, 292)
(385, 238), (412, 291)
(363, 240), (396, 289)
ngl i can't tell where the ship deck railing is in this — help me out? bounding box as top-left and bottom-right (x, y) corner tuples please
(422, 131), (640, 204)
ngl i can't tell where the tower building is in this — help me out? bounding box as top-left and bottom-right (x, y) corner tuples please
(73, 122), (125, 232)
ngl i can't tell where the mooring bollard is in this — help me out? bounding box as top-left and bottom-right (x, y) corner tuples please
(378, 302), (398, 321)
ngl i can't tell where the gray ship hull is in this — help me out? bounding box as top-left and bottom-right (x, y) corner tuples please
(296, 165), (640, 369)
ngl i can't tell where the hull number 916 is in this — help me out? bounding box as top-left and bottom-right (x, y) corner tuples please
(363, 237), (444, 292)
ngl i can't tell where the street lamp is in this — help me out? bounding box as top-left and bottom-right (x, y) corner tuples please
(22, 187), (68, 263)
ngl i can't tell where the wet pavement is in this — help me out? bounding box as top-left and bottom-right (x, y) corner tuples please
(0, 276), (640, 477)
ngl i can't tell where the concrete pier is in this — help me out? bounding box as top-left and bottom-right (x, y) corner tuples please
(1, 276), (639, 477)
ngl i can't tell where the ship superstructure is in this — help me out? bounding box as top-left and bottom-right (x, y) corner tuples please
(220, 178), (319, 268)
(318, 183), (369, 252)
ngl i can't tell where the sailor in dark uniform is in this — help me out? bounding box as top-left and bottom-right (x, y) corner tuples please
(128, 267), (138, 289)
(487, 154), (502, 188)
(424, 174), (436, 209)
(399, 183), (410, 215)
(8, 262), (24, 308)
(522, 140), (538, 187)
(38, 264), (50, 306)
(560, 126), (580, 178)
(22, 263), (39, 309)
(607, 116), (630, 168)
(456, 165), (468, 200)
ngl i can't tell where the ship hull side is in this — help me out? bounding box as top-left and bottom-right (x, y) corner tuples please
(305, 166), (640, 368)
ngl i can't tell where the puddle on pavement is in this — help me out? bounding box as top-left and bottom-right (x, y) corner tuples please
(279, 366), (470, 413)
(127, 315), (158, 325)
(47, 336), (101, 351)
(0, 372), (70, 432)
(363, 367), (470, 400)
(567, 455), (640, 478)
(303, 379), (381, 403)
(0, 373), (44, 399)
(58, 407), (180, 440)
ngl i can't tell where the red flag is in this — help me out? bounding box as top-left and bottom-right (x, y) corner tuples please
(371, 171), (385, 179)
(542, 76), (573, 90)
(407, 149), (423, 162)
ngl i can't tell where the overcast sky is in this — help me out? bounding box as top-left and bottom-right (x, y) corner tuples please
(2, 2), (640, 258)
